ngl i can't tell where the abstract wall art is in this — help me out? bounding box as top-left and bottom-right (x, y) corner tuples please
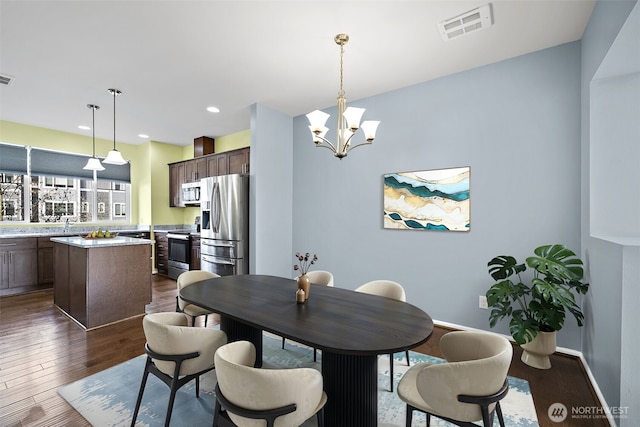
(383, 166), (470, 232)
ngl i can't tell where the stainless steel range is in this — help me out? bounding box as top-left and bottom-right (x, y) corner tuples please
(167, 231), (191, 280)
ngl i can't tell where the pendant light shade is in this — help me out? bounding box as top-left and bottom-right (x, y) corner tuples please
(83, 104), (105, 171)
(103, 88), (127, 165)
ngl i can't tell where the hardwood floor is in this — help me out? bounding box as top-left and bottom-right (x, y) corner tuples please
(0, 275), (607, 426)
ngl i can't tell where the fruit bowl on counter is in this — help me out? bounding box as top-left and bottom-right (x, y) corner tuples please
(82, 229), (118, 239)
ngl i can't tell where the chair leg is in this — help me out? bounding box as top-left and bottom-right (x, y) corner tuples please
(164, 379), (181, 427)
(496, 402), (506, 427)
(212, 399), (222, 427)
(405, 404), (413, 427)
(204, 315), (208, 327)
(405, 350), (410, 366)
(195, 375), (200, 398)
(131, 357), (152, 427)
(282, 337), (286, 349)
(314, 348), (317, 362)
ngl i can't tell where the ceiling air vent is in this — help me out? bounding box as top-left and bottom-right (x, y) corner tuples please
(0, 73), (15, 86)
(438, 3), (494, 41)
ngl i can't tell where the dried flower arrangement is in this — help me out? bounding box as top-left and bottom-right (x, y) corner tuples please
(293, 252), (318, 275)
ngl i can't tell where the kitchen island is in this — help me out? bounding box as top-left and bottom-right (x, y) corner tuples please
(51, 235), (154, 330)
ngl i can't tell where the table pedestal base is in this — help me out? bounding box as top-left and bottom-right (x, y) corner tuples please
(220, 317), (263, 367)
(322, 352), (378, 427)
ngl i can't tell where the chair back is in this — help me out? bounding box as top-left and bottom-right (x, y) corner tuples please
(306, 270), (334, 287)
(416, 331), (513, 422)
(142, 312), (226, 377)
(176, 270), (219, 310)
(355, 280), (406, 302)
(215, 340), (326, 427)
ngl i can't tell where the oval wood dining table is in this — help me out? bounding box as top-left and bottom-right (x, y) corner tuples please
(179, 274), (434, 427)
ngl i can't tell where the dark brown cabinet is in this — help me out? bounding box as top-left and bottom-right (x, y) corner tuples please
(227, 147), (250, 174)
(184, 157), (207, 183)
(154, 232), (168, 275)
(169, 162), (185, 207)
(0, 238), (38, 289)
(190, 235), (201, 270)
(38, 237), (56, 285)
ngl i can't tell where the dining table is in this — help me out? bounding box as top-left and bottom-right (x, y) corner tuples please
(179, 274), (434, 427)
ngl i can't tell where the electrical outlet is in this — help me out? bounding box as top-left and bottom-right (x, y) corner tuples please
(479, 295), (488, 309)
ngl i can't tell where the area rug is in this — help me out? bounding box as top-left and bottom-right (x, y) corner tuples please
(58, 334), (538, 426)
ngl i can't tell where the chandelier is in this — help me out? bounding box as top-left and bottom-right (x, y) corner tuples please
(306, 34), (380, 159)
(83, 104), (104, 171)
(103, 88), (127, 165)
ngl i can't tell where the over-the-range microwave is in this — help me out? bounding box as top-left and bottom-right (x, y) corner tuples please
(182, 181), (201, 205)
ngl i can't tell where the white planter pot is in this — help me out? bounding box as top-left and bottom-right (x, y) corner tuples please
(520, 330), (556, 369)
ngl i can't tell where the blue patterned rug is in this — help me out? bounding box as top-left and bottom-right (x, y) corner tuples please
(58, 334), (538, 426)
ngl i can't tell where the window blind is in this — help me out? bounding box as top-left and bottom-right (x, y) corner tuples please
(0, 143), (28, 174)
(30, 148), (131, 183)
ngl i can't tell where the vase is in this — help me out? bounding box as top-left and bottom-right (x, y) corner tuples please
(520, 330), (556, 369)
(297, 274), (310, 300)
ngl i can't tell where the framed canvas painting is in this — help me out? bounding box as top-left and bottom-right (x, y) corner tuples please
(383, 166), (470, 231)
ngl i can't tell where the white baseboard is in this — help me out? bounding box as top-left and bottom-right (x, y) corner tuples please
(432, 319), (615, 427)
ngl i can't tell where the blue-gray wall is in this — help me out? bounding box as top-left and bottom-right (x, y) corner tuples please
(580, 0), (639, 422)
(290, 41), (584, 348)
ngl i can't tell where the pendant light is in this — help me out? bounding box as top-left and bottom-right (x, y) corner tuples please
(83, 104), (105, 171)
(306, 34), (380, 159)
(103, 88), (127, 165)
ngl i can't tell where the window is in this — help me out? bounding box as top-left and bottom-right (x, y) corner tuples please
(0, 144), (131, 224)
(0, 174), (24, 221)
(114, 203), (126, 217)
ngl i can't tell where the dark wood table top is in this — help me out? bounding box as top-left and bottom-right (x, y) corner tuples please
(179, 274), (434, 355)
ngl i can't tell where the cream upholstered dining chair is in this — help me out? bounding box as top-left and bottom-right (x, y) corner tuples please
(213, 340), (327, 427)
(176, 270), (219, 326)
(282, 270), (334, 361)
(397, 330), (513, 427)
(354, 279), (410, 392)
(131, 312), (227, 427)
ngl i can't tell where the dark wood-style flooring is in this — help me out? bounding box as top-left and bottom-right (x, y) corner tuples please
(0, 275), (607, 426)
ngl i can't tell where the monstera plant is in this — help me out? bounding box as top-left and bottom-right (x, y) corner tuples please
(486, 244), (589, 346)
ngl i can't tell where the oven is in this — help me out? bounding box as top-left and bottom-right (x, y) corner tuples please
(167, 232), (191, 280)
(200, 237), (247, 276)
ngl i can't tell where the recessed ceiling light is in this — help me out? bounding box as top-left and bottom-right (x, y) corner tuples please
(206, 106), (220, 113)
(78, 125), (90, 130)
(138, 134), (149, 139)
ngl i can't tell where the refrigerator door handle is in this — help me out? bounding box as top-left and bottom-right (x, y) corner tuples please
(212, 181), (221, 233)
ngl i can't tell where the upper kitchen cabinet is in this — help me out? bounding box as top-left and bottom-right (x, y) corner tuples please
(227, 147), (250, 175)
(184, 157), (207, 183)
(169, 162), (185, 207)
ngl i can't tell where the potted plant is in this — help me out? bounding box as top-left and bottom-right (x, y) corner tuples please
(486, 244), (589, 368)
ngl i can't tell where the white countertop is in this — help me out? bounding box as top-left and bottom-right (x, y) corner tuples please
(50, 236), (154, 248)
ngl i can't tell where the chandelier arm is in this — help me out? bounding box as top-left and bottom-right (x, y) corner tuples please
(314, 137), (339, 153)
(345, 140), (374, 154)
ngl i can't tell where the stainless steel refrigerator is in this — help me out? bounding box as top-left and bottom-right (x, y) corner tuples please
(199, 174), (249, 276)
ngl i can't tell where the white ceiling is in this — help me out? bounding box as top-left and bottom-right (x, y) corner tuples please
(0, 0), (595, 147)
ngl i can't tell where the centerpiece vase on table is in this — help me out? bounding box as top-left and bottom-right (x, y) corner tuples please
(297, 274), (311, 299)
